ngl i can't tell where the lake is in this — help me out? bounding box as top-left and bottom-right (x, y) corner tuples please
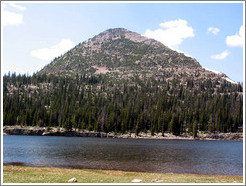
(3, 135), (243, 175)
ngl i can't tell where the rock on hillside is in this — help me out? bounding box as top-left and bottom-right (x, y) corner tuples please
(38, 28), (230, 85)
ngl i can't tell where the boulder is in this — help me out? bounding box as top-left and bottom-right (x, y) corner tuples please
(68, 177), (77, 182)
(131, 179), (142, 183)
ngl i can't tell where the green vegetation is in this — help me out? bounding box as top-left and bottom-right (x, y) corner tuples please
(3, 72), (243, 136)
(3, 166), (243, 183)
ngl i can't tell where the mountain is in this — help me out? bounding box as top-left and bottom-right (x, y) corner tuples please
(3, 28), (243, 135)
(38, 28), (232, 85)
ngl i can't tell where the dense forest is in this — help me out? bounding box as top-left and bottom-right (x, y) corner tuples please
(3, 72), (243, 136)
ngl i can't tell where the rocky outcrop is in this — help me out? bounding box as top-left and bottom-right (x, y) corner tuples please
(4, 128), (45, 136)
(3, 126), (243, 141)
(3, 126), (115, 138)
(198, 133), (243, 141)
(42, 131), (109, 137)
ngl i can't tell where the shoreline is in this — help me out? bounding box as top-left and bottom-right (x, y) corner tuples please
(3, 163), (243, 177)
(3, 125), (243, 141)
(3, 165), (243, 183)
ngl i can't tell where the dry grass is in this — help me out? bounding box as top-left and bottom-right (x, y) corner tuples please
(3, 166), (243, 183)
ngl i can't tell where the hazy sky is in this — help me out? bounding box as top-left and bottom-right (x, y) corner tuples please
(2, 2), (244, 82)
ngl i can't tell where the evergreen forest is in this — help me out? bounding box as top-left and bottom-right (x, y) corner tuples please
(3, 72), (243, 136)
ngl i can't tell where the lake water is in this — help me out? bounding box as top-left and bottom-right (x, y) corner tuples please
(3, 135), (243, 175)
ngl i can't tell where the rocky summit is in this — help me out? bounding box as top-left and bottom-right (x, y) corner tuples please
(38, 28), (230, 86)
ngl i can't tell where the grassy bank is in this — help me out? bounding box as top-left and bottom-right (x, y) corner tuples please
(3, 166), (243, 183)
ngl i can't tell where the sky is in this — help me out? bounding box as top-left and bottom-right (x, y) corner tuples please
(1, 1), (244, 82)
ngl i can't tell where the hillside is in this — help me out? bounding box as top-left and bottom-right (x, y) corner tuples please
(3, 28), (243, 136)
(39, 28), (231, 85)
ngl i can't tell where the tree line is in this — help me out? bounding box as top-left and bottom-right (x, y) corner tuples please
(3, 72), (243, 136)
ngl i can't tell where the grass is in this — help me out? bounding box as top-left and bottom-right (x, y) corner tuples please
(3, 166), (243, 183)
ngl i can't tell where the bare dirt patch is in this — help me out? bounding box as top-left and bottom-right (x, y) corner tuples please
(92, 66), (110, 74)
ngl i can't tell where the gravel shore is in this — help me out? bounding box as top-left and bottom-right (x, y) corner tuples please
(3, 125), (243, 141)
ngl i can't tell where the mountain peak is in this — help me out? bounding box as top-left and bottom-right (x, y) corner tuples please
(38, 28), (234, 86)
(104, 27), (130, 33)
(92, 28), (149, 43)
